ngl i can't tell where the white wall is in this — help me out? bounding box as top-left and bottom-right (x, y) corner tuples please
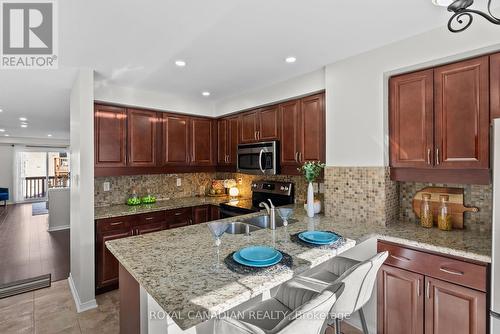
(325, 19), (500, 167)
(214, 68), (325, 116)
(0, 145), (13, 204)
(69, 68), (97, 312)
(94, 84), (214, 116)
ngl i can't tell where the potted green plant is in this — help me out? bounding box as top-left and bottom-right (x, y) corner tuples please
(298, 161), (325, 217)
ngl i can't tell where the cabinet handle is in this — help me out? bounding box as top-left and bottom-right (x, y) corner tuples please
(257, 131), (260, 140)
(299, 152), (302, 162)
(254, 131), (257, 140)
(110, 222), (123, 226)
(427, 148), (431, 165)
(439, 267), (464, 276)
(295, 152), (299, 163)
(417, 279), (421, 297)
(174, 212), (182, 216)
(436, 148), (440, 165)
(145, 217), (154, 221)
(390, 254), (411, 262)
(426, 281), (431, 299)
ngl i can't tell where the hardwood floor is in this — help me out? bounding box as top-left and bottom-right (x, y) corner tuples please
(0, 203), (70, 286)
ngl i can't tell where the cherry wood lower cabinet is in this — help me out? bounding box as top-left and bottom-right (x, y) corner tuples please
(96, 205), (222, 293)
(377, 241), (487, 334)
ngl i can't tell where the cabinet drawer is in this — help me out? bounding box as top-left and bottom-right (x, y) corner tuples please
(96, 216), (132, 232)
(166, 207), (192, 229)
(378, 241), (487, 292)
(138, 211), (165, 225)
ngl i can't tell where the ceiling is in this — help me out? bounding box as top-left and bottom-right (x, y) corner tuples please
(1, 0), (451, 139)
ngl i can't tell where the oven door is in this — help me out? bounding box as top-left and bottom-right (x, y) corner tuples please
(237, 142), (278, 175)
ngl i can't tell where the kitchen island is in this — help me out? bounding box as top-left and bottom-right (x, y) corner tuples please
(106, 206), (492, 333)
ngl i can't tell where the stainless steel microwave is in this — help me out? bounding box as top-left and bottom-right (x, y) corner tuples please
(237, 141), (279, 175)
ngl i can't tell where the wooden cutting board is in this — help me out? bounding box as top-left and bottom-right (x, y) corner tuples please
(412, 187), (479, 229)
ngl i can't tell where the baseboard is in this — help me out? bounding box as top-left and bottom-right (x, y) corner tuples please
(48, 225), (70, 232)
(68, 274), (97, 313)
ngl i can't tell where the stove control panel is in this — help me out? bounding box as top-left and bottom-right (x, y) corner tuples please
(251, 181), (293, 196)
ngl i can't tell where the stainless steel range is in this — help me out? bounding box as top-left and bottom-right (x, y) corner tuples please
(219, 180), (294, 218)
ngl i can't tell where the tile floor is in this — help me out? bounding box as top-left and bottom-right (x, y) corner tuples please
(0, 280), (119, 334)
(0, 280), (361, 334)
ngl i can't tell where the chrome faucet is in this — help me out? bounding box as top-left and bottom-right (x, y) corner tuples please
(259, 199), (276, 230)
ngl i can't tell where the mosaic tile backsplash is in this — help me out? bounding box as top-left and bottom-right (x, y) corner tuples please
(399, 182), (492, 231)
(324, 167), (399, 226)
(95, 172), (315, 207)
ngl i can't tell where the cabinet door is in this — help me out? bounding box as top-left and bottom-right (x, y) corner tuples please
(166, 208), (192, 229)
(258, 106), (279, 141)
(299, 93), (325, 163)
(240, 111), (258, 143)
(193, 206), (210, 224)
(94, 105), (127, 167)
(127, 109), (158, 167)
(389, 70), (434, 168)
(279, 100), (301, 168)
(96, 228), (133, 289)
(191, 118), (215, 165)
(425, 277), (486, 334)
(217, 118), (228, 165)
(210, 205), (220, 221)
(491, 52), (500, 121)
(134, 222), (165, 235)
(227, 116), (239, 165)
(162, 114), (190, 166)
(434, 56), (489, 169)
(378, 265), (424, 334)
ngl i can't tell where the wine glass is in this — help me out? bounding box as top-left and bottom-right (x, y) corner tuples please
(207, 222), (228, 272)
(277, 208), (293, 226)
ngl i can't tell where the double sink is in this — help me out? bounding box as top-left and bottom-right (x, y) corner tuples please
(226, 215), (295, 234)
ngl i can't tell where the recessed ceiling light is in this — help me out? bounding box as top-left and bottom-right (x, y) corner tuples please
(202, 91), (211, 97)
(19, 117), (27, 121)
(285, 56), (297, 63)
(0, 109), (3, 112)
(4, 134), (9, 137)
(175, 60), (186, 67)
(20, 124), (27, 128)
(432, 0), (453, 6)
(47, 134), (52, 137)
(0, 129), (4, 132)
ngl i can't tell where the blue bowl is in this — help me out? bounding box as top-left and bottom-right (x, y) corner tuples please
(233, 250), (282, 267)
(239, 246), (280, 263)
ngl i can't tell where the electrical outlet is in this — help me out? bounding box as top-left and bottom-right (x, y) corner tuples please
(103, 182), (110, 192)
(313, 183), (319, 193)
(176, 178), (182, 187)
(319, 183), (325, 194)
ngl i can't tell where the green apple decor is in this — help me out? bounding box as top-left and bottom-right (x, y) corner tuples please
(141, 195), (156, 204)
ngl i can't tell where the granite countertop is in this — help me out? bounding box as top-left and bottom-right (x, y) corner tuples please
(105, 207), (492, 330)
(94, 196), (233, 220)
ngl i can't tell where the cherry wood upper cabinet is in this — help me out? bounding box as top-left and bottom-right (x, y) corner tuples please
(190, 118), (215, 166)
(378, 264), (424, 334)
(218, 116), (239, 166)
(95, 105), (127, 167)
(162, 114), (190, 166)
(389, 69), (434, 168)
(300, 93), (325, 163)
(127, 109), (158, 167)
(434, 56), (489, 169)
(240, 111), (259, 143)
(217, 118), (228, 165)
(279, 99), (301, 168)
(258, 106), (279, 141)
(491, 52), (500, 121)
(425, 277), (486, 334)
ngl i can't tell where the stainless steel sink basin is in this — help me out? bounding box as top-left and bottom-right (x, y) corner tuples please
(225, 222), (260, 235)
(243, 215), (297, 229)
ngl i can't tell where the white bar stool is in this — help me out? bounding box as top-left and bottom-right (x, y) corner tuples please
(214, 280), (345, 334)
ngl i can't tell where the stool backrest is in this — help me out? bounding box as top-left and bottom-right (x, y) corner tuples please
(331, 251), (388, 316)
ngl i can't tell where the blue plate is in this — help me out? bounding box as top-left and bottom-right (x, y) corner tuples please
(239, 246), (280, 263)
(298, 231), (339, 245)
(233, 250), (283, 267)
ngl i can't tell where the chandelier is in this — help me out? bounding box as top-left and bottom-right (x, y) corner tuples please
(441, 0), (500, 32)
